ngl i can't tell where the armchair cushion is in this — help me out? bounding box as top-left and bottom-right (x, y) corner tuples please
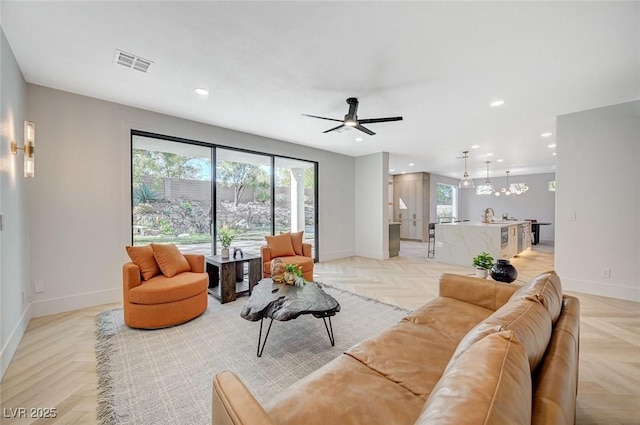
(126, 245), (160, 280)
(289, 231), (304, 255)
(265, 233), (295, 258)
(151, 243), (191, 278)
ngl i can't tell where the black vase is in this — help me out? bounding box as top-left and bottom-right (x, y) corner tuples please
(490, 259), (518, 283)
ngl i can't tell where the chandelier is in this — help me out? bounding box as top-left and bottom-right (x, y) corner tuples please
(494, 170), (529, 196)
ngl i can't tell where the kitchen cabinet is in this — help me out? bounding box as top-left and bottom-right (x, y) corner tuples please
(393, 172), (430, 242)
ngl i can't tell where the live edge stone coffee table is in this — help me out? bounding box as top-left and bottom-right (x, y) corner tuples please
(240, 278), (341, 357)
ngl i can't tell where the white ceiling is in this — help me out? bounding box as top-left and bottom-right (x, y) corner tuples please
(2, 1), (639, 180)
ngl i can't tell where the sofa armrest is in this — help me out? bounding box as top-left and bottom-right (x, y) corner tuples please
(261, 246), (271, 263)
(439, 273), (519, 311)
(212, 371), (276, 425)
(123, 262), (142, 291)
(184, 254), (205, 273)
(302, 243), (312, 257)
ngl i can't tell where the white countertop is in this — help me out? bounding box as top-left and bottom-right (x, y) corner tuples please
(437, 221), (530, 226)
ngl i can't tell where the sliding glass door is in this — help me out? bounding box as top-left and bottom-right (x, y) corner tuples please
(216, 148), (272, 256)
(131, 131), (318, 261)
(275, 157), (317, 257)
(132, 135), (213, 255)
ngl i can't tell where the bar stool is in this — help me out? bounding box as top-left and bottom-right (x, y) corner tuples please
(427, 223), (436, 258)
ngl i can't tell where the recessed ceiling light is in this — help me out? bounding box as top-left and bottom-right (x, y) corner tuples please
(195, 88), (209, 96)
(355, 137), (363, 142)
(547, 144), (556, 148)
(409, 163), (415, 166)
(389, 169), (395, 172)
(490, 99), (505, 107)
(401, 171), (406, 174)
(541, 132), (552, 138)
(497, 159), (504, 163)
(553, 152), (557, 156)
(486, 153), (494, 157)
(471, 145), (480, 149)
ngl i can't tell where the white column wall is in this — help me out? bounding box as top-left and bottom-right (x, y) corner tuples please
(556, 101), (640, 301)
(355, 152), (389, 260)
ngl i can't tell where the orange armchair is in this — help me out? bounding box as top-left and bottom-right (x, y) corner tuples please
(123, 253), (208, 329)
(261, 232), (314, 282)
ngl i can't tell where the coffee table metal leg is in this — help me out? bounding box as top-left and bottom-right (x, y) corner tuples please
(257, 318), (275, 357)
(322, 316), (335, 346)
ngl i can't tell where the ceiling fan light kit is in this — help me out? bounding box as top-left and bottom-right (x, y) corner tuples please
(302, 97), (402, 136)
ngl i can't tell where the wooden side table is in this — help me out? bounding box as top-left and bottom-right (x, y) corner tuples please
(205, 253), (262, 304)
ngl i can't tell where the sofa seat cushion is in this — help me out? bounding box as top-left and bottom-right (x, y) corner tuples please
(415, 330), (532, 425)
(263, 256), (313, 274)
(264, 354), (424, 425)
(129, 272), (208, 305)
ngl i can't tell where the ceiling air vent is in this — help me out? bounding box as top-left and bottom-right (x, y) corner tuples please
(113, 50), (153, 73)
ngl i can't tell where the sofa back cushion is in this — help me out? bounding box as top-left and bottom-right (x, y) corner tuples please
(511, 271), (563, 323)
(151, 243), (191, 278)
(450, 298), (552, 372)
(265, 233), (296, 258)
(532, 296), (581, 425)
(126, 245), (160, 280)
(415, 330), (532, 425)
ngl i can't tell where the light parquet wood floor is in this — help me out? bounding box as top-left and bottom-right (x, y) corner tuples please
(1, 242), (638, 424)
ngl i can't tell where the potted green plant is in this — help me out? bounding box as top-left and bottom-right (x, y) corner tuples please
(283, 263), (304, 285)
(472, 252), (494, 279)
(218, 227), (235, 259)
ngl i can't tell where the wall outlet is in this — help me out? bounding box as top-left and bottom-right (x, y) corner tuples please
(567, 212), (576, 221)
(35, 280), (46, 293)
(600, 268), (611, 279)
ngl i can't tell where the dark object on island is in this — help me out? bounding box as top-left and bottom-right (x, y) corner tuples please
(490, 259), (518, 283)
(233, 248), (243, 259)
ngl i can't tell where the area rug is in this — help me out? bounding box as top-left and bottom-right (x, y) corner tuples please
(95, 284), (410, 425)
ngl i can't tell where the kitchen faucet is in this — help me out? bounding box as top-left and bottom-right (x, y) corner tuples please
(483, 208), (495, 223)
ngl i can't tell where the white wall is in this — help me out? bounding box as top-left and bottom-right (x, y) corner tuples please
(556, 101), (640, 301)
(355, 152), (389, 260)
(462, 173), (556, 242)
(0, 26), (31, 379)
(26, 84), (356, 317)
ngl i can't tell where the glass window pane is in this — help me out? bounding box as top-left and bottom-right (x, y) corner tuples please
(274, 158), (316, 258)
(216, 148), (272, 256)
(132, 135), (213, 255)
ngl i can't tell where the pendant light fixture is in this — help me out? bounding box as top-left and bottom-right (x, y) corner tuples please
(477, 161), (494, 194)
(494, 170), (512, 196)
(458, 151), (475, 189)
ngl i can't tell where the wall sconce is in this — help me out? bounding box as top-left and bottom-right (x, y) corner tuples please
(10, 121), (35, 178)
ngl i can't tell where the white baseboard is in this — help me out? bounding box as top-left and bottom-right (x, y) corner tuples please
(320, 249), (355, 262)
(354, 248), (387, 260)
(1, 303), (33, 380)
(31, 287), (121, 318)
(563, 278), (640, 302)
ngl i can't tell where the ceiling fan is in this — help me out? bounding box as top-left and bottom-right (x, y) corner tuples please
(302, 97), (403, 136)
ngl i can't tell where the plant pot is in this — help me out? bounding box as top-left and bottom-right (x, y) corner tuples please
(221, 248), (230, 259)
(490, 259), (518, 283)
(475, 268), (489, 279)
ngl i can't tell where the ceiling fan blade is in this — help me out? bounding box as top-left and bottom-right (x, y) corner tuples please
(323, 124), (346, 133)
(302, 113), (344, 123)
(358, 116), (403, 124)
(355, 124), (376, 136)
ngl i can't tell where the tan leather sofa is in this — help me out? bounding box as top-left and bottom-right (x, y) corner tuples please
(212, 271), (580, 425)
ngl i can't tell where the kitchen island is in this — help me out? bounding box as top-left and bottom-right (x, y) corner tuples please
(434, 221), (531, 267)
